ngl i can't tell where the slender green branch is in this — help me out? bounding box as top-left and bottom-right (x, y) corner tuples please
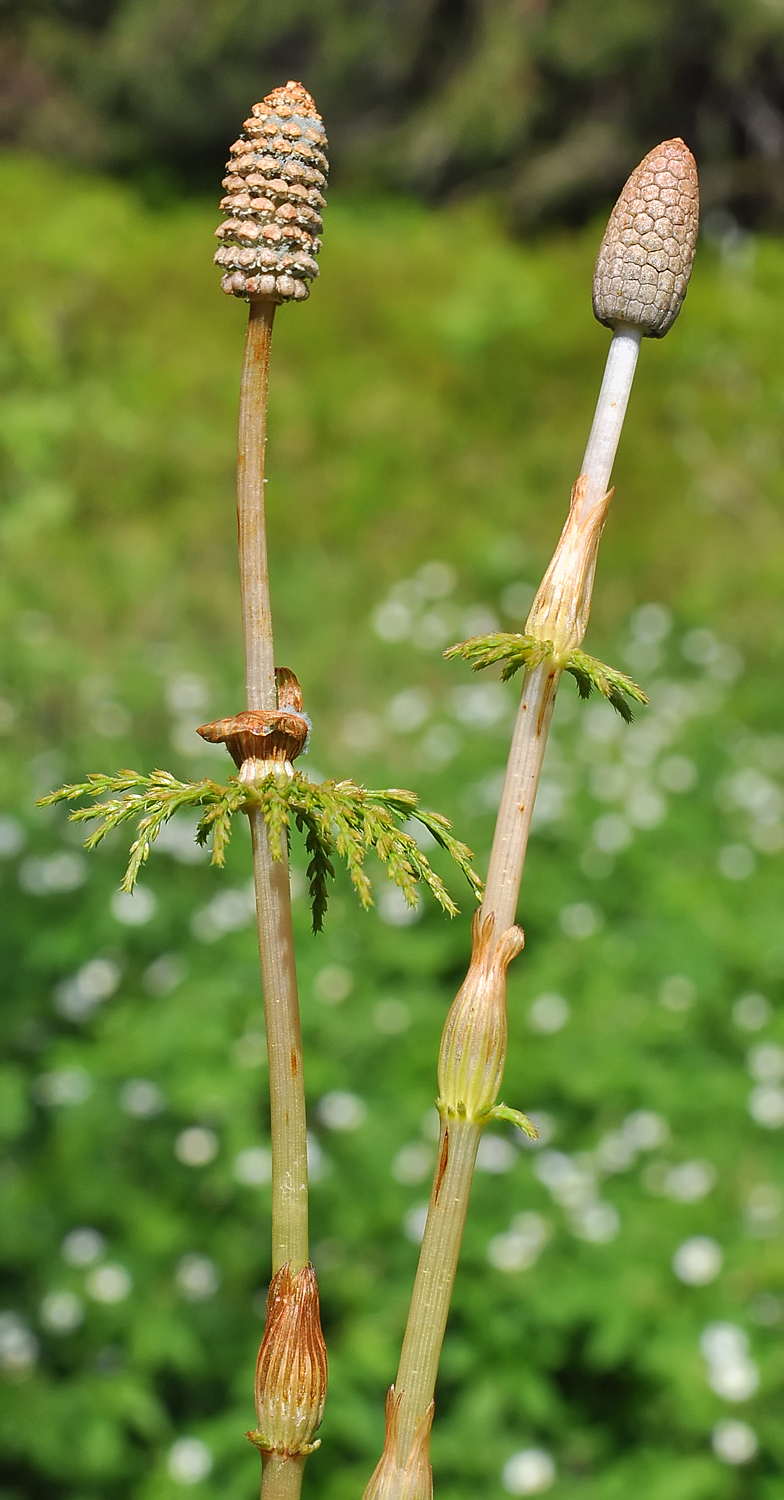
(363, 135), (700, 1496)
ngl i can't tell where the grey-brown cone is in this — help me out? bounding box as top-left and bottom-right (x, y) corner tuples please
(592, 139), (699, 338)
(215, 80), (327, 303)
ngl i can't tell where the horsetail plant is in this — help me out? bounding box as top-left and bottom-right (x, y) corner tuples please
(362, 139), (700, 1498)
(39, 81), (482, 1500)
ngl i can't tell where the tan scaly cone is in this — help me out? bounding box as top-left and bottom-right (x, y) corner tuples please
(361, 139), (699, 1498)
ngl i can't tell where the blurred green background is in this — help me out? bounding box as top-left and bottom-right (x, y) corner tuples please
(2, 8), (784, 1500)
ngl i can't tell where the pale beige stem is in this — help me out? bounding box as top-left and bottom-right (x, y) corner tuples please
(250, 809), (309, 1271)
(481, 662), (560, 929)
(261, 1455), (306, 1500)
(238, 299), (277, 712)
(237, 299), (309, 1274)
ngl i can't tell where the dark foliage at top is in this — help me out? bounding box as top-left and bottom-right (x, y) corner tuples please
(2, 0), (784, 228)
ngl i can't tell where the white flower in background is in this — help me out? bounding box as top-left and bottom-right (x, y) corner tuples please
(374, 999), (410, 1034)
(373, 600), (413, 642)
(154, 813), (208, 865)
(559, 903), (601, 939)
(419, 722), (461, 767)
(621, 1110), (669, 1150)
(166, 675), (209, 715)
(316, 1091), (367, 1131)
(143, 952), (187, 996)
(61, 1228), (106, 1266)
(663, 1160), (716, 1203)
(39, 1291), (84, 1333)
(744, 1183), (782, 1237)
(0, 1313), (39, 1375)
(19, 852), (87, 896)
(233, 1147), (272, 1186)
(583, 702), (622, 745)
(658, 755), (697, 792)
(231, 1032), (267, 1069)
(341, 710), (382, 750)
(673, 1237), (722, 1285)
(119, 1079), (165, 1118)
(700, 1323), (759, 1402)
(502, 1448), (555, 1494)
(487, 1213), (551, 1273)
(306, 1134), (329, 1182)
(569, 1201), (620, 1243)
(592, 813), (632, 853)
(416, 560), (455, 597)
(747, 1085), (784, 1129)
(313, 965), (353, 1005)
(31, 1069), (92, 1106)
(626, 786), (666, 828)
(631, 602), (672, 644)
(534, 1151), (595, 1210)
(450, 682), (508, 729)
(659, 975), (695, 1011)
(378, 884), (421, 926)
(175, 1255), (220, 1302)
(718, 844), (755, 881)
(385, 687), (430, 732)
(528, 993), (570, 1034)
(111, 884), (157, 926)
(167, 1437), (213, 1485)
(712, 1419), (758, 1465)
(190, 884), (255, 942)
(595, 1132), (636, 1173)
(53, 957), (121, 1021)
(747, 1043), (784, 1082)
(391, 1143), (433, 1185)
(501, 580), (535, 619)
(403, 1203), (429, 1244)
(85, 1264), (132, 1303)
(476, 1135), (516, 1174)
(732, 993), (770, 1031)
(413, 609), (453, 650)
(0, 815), (25, 857)
(175, 1128), (218, 1166)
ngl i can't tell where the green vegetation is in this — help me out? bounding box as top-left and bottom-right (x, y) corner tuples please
(1, 154), (784, 1499)
(6, 0), (784, 229)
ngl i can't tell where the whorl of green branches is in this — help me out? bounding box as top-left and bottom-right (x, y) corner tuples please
(445, 632), (648, 724)
(38, 769), (482, 933)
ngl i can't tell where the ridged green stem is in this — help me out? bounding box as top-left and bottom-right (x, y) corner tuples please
(367, 320), (644, 1495)
(393, 1116), (480, 1463)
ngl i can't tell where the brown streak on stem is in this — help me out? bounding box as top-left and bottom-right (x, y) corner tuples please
(537, 673), (556, 736)
(433, 1127), (449, 1204)
(291, 1049), (298, 1076)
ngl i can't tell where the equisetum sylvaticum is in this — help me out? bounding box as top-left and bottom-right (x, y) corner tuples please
(362, 139), (699, 1499)
(39, 81), (483, 1500)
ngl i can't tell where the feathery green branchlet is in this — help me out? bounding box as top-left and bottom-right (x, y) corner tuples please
(37, 770), (481, 933)
(445, 634), (648, 722)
